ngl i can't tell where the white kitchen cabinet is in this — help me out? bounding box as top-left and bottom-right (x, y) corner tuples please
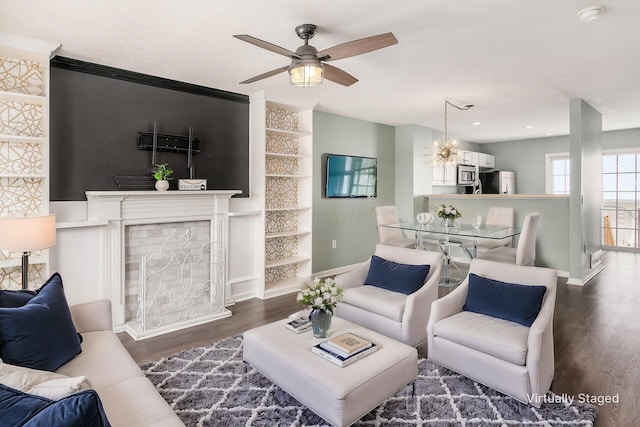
(432, 162), (457, 186)
(456, 150), (476, 166)
(477, 152), (495, 169)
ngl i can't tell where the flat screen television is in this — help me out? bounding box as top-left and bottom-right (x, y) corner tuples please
(324, 153), (377, 198)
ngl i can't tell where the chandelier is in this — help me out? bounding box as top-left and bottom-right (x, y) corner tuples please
(433, 99), (474, 166)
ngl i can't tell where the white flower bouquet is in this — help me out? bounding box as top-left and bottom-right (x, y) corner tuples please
(297, 277), (344, 313)
(435, 204), (462, 221)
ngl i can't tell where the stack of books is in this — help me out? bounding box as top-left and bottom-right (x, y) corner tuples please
(285, 317), (312, 334)
(311, 332), (378, 367)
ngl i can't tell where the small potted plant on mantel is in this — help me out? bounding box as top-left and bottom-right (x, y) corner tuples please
(152, 163), (173, 191)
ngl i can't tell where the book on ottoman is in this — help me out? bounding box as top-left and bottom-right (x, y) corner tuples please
(319, 333), (373, 358)
(285, 318), (312, 334)
(312, 334), (378, 367)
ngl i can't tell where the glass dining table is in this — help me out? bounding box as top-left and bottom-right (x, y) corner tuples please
(380, 222), (521, 287)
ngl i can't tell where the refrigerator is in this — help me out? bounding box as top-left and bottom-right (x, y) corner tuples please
(479, 171), (516, 194)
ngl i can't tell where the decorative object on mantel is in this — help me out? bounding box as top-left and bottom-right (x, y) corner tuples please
(297, 277), (344, 338)
(114, 175), (156, 190)
(432, 99), (475, 166)
(140, 122), (207, 191)
(435, 203), (462, 228)
(140, 336), (598, 427)
(178, 179), (207, 191)
(152, 163), (173, 191)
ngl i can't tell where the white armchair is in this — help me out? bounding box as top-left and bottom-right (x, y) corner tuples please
(427, 259), (557, 407)
(334, 244), (443, 347)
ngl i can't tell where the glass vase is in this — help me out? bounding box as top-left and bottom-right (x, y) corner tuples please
(441, 217), (459, 228)
(309, 308), (332, 338)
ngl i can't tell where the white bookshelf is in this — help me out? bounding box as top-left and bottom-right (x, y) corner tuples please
(0, 32), (59, 289)
(250, 93), (313, 299)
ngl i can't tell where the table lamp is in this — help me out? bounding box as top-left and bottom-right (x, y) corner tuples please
(0, 214), (56, 289)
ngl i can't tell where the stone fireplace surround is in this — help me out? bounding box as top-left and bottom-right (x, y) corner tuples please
(86, 190), (240, 338)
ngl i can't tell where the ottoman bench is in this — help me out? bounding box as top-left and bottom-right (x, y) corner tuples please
(243, 316), (418, 427)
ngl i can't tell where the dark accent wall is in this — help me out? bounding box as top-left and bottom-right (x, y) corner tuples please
(50, 56), (249, 200)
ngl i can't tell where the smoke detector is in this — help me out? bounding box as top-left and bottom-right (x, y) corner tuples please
(577, 5), (606, 22)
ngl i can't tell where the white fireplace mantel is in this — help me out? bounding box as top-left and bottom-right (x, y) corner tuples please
(86, 190), (241, 329)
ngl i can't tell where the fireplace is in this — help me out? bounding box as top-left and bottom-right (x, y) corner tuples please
(86, 190), (240, 339)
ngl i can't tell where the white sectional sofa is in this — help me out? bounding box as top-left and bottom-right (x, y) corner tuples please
(60, 299), (183, 426)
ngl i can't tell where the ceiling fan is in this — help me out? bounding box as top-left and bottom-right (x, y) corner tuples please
(233, 24), (398, 87)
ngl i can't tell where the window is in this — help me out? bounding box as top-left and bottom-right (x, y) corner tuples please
(602, 150), (640, 249)
(545, 153), (570, 194)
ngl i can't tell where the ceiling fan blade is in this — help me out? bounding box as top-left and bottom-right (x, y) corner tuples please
(233, 34), (300, 58)
(323, 64), (358, 87)
(239, 66), (289, 84)
(317, 32), (398, 61)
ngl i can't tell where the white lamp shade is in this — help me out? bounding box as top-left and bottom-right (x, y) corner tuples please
(0, 214), (56, 252)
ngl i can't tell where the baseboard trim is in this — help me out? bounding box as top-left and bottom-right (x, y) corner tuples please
(312, 263), (363, 279)
(566, 265), (605, 286)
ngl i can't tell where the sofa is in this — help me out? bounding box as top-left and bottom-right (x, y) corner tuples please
(61, 299), (183, 426)
(0, 273), (183, 426)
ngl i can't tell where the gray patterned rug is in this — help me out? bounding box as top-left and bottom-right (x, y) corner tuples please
(140, 336), (597, 426)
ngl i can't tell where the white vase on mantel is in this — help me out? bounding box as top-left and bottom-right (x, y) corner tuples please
(155, 180), (169, 191)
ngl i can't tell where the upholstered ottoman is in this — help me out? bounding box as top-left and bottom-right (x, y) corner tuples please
(243, 317), (418, 427)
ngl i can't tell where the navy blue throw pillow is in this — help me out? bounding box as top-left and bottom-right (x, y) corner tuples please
(0, 273), (82, 371)
(364, 255), (431, 295)
(463, 273), (547, 327)
(0, 384), (111, 427)
(0, 289), (37, 308)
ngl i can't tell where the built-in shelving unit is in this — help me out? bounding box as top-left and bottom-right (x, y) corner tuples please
(0, 32), (59, 289)
(250, 92), (313, 299)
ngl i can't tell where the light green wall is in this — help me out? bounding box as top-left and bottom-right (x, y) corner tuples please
(480, 136), (569, 194)
(602, 127), (640, 150)
(312, 111), (395, 272)
(569, 99), (602, 280)
(480, 128), (640, 195)
(395, 125), (434, 222)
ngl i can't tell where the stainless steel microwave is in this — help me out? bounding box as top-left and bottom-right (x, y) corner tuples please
(457, 165), (476, 185)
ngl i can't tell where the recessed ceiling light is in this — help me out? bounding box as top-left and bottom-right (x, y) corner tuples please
(471, 121), (481, 126)
(578, 5), (606, 22)
(545, 132), (553, 136)
(523, 125), (534, 129)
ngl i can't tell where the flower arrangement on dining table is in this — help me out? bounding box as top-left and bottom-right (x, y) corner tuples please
(435, 204), (462, 221)
(297, 277), (344, 313)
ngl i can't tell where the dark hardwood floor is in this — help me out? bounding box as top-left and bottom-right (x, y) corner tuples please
(551, 251), (640, 426)
(119, 250), (639, 426)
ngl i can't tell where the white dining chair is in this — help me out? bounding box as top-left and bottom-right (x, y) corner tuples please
(375, 206), (416, 248)
(462, 206), (515, 254)
(478, 213), (539, 266)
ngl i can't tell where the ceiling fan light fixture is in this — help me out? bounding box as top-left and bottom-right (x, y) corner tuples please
(289, 59), (324, 87)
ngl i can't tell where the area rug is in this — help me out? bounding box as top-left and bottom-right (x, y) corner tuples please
(140, 336), (597, 426)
